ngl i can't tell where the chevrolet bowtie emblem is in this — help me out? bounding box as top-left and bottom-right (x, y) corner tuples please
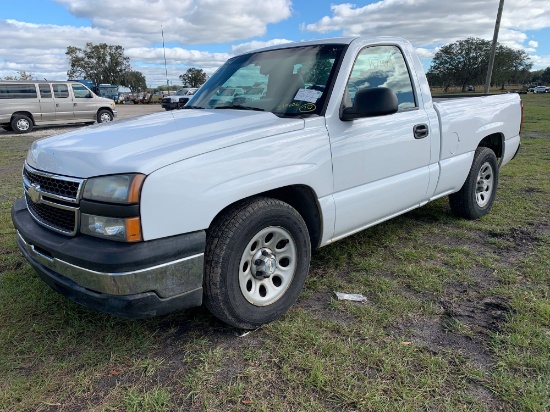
(28, 184), (41, 204)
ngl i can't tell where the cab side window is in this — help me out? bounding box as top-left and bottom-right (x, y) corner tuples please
(52, 84), (69, 98)
(39, 84), (52, 98)
(347, 45), (416, 111)
(71, 84), (92, 98)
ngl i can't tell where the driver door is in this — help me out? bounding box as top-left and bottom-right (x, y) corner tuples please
(327, 45), (432, 238)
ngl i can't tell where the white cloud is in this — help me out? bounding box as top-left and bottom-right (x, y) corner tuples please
(0, 0), (293, 86)
(415, 48), (435, 59)
(303, 0), (550, 61)
(55, 0), (292, 44)
(530, 55), (550, 68)
(231, 39), (294, 55)
(528, 40), (539, 48)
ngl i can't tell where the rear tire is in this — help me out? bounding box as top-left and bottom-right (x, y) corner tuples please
(11, 115), (33, 134)
(449, 147), (498, 219)
(204, 197), (311, 329)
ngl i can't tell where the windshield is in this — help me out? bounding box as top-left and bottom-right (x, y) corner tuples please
(187, 44), (346, 116)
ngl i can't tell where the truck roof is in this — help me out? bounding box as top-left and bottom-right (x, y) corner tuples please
(246, 36), (410, 55)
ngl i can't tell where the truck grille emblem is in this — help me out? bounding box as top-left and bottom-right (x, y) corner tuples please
(28, 184), (41, 204)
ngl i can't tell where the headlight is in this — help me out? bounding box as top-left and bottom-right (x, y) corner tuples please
(81, 214), (142, 242)
(83, 174), (145, 204)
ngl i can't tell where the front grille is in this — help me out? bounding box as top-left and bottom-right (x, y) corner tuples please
(23, 167), (80, 200)
(161, 97), (171, 104)
(23, 164), (84, 235)
(26, 194), (77, 233)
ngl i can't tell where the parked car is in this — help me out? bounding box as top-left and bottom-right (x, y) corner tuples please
(12, 36), (522, 329)
(0, 80), (116, 133)
(234, 86), (266, 105)
(161, 88), (198, 110)
(207, 87), (245, 107)
(150, 91), (168, 104)
(533, 86), (548, 93)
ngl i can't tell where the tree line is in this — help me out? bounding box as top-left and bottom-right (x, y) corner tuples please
(426, 37), (538, 92)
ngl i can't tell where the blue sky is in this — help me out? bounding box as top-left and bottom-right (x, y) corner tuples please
(1, 0), (549, 87)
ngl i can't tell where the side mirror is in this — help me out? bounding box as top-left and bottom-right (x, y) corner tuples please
(341, 87), (398, 121)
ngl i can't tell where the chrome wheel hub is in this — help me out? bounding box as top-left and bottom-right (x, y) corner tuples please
(239, 226), (297, 306)
(100, 113), (112, 122)
(16, 119), (30, 130)
(475, 161), (494, 207)
(251, 248), (277, 279)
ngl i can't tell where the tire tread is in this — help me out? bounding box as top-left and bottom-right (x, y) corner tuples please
(204, 197), (310, 329)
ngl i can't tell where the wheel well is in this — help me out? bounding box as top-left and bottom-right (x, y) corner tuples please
(11, 111), (35, 124)
(97, 107), (114, 115)
(209, 185), (323, 250)
(478, 133), (503, 160)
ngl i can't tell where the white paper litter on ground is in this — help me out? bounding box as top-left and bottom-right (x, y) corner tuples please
(335, 292), (367, 302)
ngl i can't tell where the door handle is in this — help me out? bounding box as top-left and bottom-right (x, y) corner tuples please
(413, 124), (429, 139)
(73, 103), (77, 106)
(56, 103), (59, 108)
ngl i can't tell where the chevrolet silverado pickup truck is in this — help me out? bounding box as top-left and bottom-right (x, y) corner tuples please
(12, 37), (522, 329)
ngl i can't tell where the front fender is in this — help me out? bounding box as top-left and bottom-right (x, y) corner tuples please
(140, 118), (334, 240)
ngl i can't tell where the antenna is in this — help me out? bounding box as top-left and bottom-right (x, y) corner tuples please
(162, 25), (170, 95)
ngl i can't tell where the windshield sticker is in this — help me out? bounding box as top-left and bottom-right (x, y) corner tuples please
(299, 103), (316, 113)
(294, 88), (322, 103)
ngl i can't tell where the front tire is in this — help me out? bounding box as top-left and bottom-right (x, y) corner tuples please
(204, 197), (311, 329)
(97, 109), (113, 123)
(449, 147), (498, 219)
(11, 115), (33, 134)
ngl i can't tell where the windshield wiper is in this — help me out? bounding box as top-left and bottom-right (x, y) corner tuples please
(214, 105), (265, 111)
(182, 105), (204, 109)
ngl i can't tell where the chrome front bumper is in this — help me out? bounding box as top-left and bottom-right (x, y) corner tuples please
(16, 231), (203, 298)
(12, 197), (206, 318)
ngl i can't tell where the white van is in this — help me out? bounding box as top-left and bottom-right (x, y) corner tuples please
(0, 81), (117, 133)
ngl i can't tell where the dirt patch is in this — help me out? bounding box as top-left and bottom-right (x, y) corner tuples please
(391, 223), (530, 380)
(488, 226), (541, 245)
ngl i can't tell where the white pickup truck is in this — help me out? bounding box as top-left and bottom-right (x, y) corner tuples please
(12, 37), (522, 329)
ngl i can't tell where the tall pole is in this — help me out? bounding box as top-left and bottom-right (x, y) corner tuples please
(162, 25), (170, 95)
(484, 0), (505, 94)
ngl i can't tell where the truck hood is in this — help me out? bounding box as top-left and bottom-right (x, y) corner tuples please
(27, 109), (305, 177)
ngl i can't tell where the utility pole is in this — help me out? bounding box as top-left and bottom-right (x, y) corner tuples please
(162, 25), (170, 96)
(484, 0), (505, 94)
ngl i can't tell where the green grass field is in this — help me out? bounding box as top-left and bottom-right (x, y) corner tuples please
(1, 93), (548, 411)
